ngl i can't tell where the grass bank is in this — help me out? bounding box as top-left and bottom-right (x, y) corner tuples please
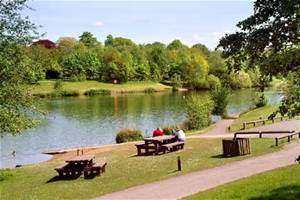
(1, 138), (281, 200)
(229, 105), (280, 132)
(29, 80), (172, 96)
(186, 164), (300, 200)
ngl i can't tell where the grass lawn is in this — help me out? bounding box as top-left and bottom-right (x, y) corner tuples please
(0, 138), (281, 200)
(185, 164), (300, 200)
(229, 105), (280, 132)
(29, 80), (172, 95)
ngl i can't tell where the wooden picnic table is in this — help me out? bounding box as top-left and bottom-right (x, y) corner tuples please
(144, 135), (175, 155)
(66, 154), (95, 167)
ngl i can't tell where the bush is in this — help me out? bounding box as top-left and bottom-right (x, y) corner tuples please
(211, 85), (230, 116)
(186, 94), (214, 130)
(254, 93), (268, 108)
(53, 80), (63, 90)
(50, 90), (80, 97)
(230, 71), (252, 89)
(144, 87), (157, 93)
(84, 89), (111, 96)
(0, 169), (14, 182)
(188, 79), (210, 90)
(115, 128), (143, 143)
(207, 74), (221, 89)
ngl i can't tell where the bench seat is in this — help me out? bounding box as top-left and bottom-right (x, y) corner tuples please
(135, 143), (155, 156)
(55, 163), (82, 177)
(161, 141), (185, 154)
(84, 160), (107, 178)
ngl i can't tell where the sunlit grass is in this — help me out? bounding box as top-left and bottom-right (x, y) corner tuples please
(185, 164), (300, 200)
(1, 138), (281, 200)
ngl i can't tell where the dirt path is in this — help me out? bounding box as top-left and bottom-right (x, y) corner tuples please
(96, 141), (300, 200)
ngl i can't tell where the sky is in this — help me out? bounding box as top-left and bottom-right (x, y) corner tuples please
(25, 0), (254, 49)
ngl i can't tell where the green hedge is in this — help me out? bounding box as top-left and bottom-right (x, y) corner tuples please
(115, 128), (143, 143)
(84, 89), (111, 96)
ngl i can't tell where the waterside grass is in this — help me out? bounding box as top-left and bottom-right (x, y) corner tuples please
(1, 138), (281, 200)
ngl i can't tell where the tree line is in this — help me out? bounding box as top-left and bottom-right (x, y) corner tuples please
(26, 32), (261, 90)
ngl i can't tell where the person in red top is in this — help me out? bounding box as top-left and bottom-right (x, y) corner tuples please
(152, 128), (164, 137)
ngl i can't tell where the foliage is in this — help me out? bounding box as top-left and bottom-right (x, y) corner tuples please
(115, 128), (143, 143)
(218, 0), (299, 114)
(53, 80), (63, 90)
(79, 32), (99, 48)
(144, 87), (157, 93)
(0, 169), (14, 182)
(186, 94), (214, 130)
(254, 93), (268, 108)
(275, 72), (300, 117)
(211, 85), (230, 116)
(230, 70), (252, 89)
(207, 74), (221, 89)
(0, 0), (41, 135)
(83, 89), (111, 96)
(192, 43), (210, 57)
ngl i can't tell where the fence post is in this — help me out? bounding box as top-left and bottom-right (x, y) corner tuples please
(243, 123), (246, 130)
(77, 149), (79, 156)
(81, 149), (84, 155)
(259, 131), (262, 138)
(288, 136), (290, 142)
(177, 156), (182, 171)
(275, 138), (278, 146)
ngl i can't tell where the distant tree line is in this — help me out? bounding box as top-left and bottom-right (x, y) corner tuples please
(26, 32), (262, 90)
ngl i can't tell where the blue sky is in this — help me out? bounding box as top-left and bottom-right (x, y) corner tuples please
(25, 0), (254, 49)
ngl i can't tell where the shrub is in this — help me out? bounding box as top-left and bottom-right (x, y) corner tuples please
(50, 90), (80, 97)
(207, 74), (221, 89)
(230, 71), (252, 89)
(53, 80), (63, 90)
(188, 79), (210, 90)
(144, 87), (157, 93)
(115, 128), (143, 143)
(254, 93), (268, 108)
(186, 94), (214, 130)
(84, 89), (111, 96)
(211, 85), (230, 117)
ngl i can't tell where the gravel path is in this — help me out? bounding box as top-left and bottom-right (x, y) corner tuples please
(95, 120), (300, 200)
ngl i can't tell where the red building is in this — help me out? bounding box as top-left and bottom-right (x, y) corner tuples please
(32, 39), (57, 49)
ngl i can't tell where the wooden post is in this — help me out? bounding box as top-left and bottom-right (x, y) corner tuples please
(288, 136), (290, 142)
(259, 131), (262, 138)
(177, 156), (182, 171)
(243, 123), (246, 130)
(81, 149), (84, 155)
(272, 118), (275, 123)
(275, 138), (278, 146)
(77, 149), (79, 156)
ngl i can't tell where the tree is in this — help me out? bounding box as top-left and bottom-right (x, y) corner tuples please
(218, 0), (299, 116)
(79, 32), (99, 48)
(0, 0), (40, 134)
(192, 43), (210, 57)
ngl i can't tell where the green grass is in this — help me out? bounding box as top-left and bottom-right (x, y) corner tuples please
(0, 138), (281, 200)
(185, 164), (300, 200)
(29, 80), (171, 96)
(229, 105), (280, 132)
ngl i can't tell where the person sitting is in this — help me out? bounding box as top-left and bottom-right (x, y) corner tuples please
(152, 128), (164, 137)
(175, 128), (186, 142)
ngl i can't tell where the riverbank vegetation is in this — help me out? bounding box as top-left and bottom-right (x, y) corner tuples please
(29, 80), (171, 96)
(0, 138), (281, 200)
(186, 164), (300, 200)
(229, 105), (280, 132)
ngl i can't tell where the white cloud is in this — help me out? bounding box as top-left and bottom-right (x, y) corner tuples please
(94, 21), (104, 27)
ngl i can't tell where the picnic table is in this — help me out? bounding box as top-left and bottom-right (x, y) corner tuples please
(55, 154), (108, 179)
(144, 135), (176, 155)
(66, 154), (95, 167)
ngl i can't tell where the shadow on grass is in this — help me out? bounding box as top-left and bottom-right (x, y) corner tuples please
(248, 185), (300, 200)
(46, 174), (81, 183)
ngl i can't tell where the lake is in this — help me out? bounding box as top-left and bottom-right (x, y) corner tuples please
(1, 89), (282, 168)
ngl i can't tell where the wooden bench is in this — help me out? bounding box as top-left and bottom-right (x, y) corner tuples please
(135, 143), (155, 156)
(161, 141), (185, 154)
(83, 160), (107, 178)
(55, 163), (82, 177)
(275, 132), (300, 146)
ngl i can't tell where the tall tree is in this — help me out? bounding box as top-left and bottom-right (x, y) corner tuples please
(79, 32), (99, 48)
(218, 0), (299, 116)
(0, 0), (40, 134)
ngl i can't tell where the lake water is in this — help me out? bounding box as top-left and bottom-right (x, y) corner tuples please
(0, 89), (282, 168)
